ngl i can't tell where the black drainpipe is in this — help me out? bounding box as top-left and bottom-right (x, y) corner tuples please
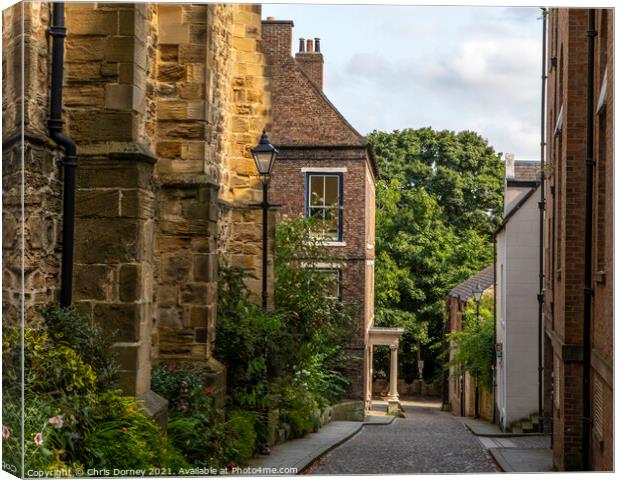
(582, 8), (596, 472)
(48, 2), (77, 308)
(537, 7), (548, 434)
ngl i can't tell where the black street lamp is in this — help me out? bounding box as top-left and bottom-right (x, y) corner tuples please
(472, 282), (483, 419)
(251, 130), (279, 311)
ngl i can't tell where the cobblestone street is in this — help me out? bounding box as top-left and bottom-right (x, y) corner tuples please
(307, 399), (499, 474)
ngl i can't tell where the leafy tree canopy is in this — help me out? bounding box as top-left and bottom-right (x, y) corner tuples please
(369, 128), (503, 380)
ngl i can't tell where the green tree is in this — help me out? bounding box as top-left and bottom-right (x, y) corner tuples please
(447, 295), (495, 390)
(368, 128), (502, 380)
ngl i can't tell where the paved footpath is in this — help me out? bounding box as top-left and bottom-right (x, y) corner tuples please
(308, 399), (499, 474)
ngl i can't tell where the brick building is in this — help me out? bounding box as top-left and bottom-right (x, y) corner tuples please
(262, 18), (378, 401)
(543, 8), (613, 471)
(447, 265), (494, 422)
(3, 2), (272, 418)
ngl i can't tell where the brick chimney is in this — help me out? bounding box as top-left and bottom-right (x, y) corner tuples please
(295, 37), (324, 89)
(262, 17), (294, 64)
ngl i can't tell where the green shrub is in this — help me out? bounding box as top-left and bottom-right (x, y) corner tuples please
(447, 294), (495, 389)
(24, 328), (97, 397)
(222, 410), (257, 465)
(152, 365), (237, 468)
(80, 392), (168, 470)
(278, 384), (317, 439)
(40, 304), (119, 390)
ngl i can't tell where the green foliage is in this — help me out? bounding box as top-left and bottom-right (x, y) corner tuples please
(151, 365), (258, 469)
(368, 128), (503, 380)
(447, 295), (495, 389)
(151, 365), (218, 416)
(215, 216), (355, 445)
(221, 410), (258, 466)
(80, 392), (169, 470)
(2, 308), (187, 475)
(40, 304), (120, 390)
(24, 328), (97, 397)
(216, 217), (354, 405)
(278, 383), (317, 438)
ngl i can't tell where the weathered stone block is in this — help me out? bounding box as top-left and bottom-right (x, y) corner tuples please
(189, 306), (212, 328)
(177, 82), (204, 100)
(105, 37), (135, 63)
(64, 85), (105, 107)
(158, 45), (179, 63)
(77, 157), (152, 189)
(192, 254), (215, 282)
(74, 218), (141, 264)
(158, 4), (189, 44)
(66, 37), (105, 62)
(69, 111), (133, 142)
(157, 64), (186, 82)
(179, 44), (206, 63)
(156, 141), (182, 159)
(195, 328), (207, 343)
(157, 121), (204, 139)
(180, 283), (208, 305)
(94, 303), (140, 342)
(157, 285), (177, 307)
(104, 84), (134, 111)
(120, 189), (153, 219)
(66, 8), (117, 35)
(76, 189), (120, 217)
(162, 254), (192, 281)
(119, 264), (141, 302)
(74, 264), (113, 301)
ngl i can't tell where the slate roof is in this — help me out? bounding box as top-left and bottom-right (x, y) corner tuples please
(449, 265), (494, 300)
(513, 160), (541, 182)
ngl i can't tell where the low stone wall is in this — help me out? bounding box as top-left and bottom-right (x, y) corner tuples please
(271, 399), (364, 446)
(372, 378), (442, 397)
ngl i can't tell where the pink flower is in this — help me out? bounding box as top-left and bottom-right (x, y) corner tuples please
(203, 386), (213, 396)
(48, 416), (63, 429)
(34, 433), (43, 445)
(2, 426), (9, 439)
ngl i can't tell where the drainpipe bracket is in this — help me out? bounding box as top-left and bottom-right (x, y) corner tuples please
(537, 293), (545, 304)
(48, 25), (67, 37)
(62, 155), (78, 167)
(47, 118), (64, 131)
(584, 287), (594, 297)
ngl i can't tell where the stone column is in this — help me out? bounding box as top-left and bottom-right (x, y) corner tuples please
(388, 342), (399, 401)
(366, 345), (373, 409)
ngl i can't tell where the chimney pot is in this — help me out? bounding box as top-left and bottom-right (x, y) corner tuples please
(299, 38), (305, 52)
(267, 16), (276, 20)
(314, 37), (321, 53)
(306, 38), (313, 53)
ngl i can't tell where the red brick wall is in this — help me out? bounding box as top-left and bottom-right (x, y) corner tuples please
(544, 8), (613, 471)
(270, 148), (374, 400)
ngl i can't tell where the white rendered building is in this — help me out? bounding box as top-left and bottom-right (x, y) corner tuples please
(494, 155), (541, 430)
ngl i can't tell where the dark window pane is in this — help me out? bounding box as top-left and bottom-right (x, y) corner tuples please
(324, 176), (339, 206)
(309, 176), (324, 206)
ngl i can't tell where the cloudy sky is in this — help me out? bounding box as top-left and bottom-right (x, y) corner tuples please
(262, 3), (543, 159)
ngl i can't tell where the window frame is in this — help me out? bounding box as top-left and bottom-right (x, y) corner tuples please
(305, 172), (344, 241)
(315, 267), (343, 302)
